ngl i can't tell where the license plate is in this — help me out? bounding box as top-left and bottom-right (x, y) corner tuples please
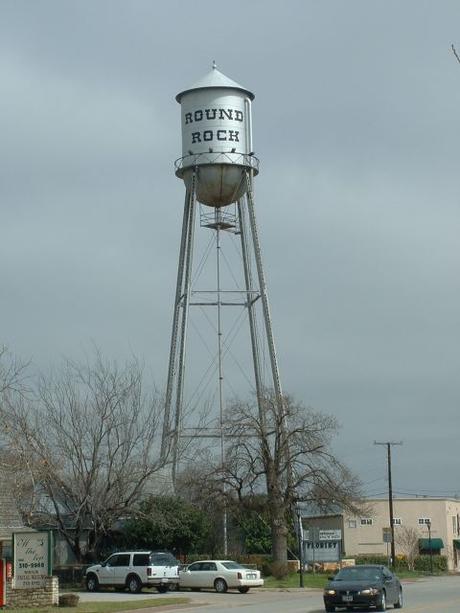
(342, 595), (353, 602)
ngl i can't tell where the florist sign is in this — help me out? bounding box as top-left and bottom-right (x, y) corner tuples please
(13, 532), (52, 589)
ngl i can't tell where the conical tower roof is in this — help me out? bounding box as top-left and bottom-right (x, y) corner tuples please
(176, 64), (255, 102)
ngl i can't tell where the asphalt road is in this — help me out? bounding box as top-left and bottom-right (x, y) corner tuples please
(77, 575), (460, 612)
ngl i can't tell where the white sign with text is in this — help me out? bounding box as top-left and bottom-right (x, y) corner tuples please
(13, 532), (50, 589)
(304, 529), (342, 542)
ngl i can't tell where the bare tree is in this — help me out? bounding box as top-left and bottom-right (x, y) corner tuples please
(395, 525), (420, 571)
(0, 346), (35, 511)
(187, 391), (364, 566)
(1, 351), (167, 562)
(0, 345), (29, 398)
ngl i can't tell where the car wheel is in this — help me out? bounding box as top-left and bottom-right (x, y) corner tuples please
(86, 574), (99, 592)
(157, 584), (168, 594)
(394, 587), (403, 608)
(214, 578), (228, 593)
(376, 590), (386, 611)
(169, 583), (179, 591)
(238, 586), (250, 593)
(126, 574), (142, 594)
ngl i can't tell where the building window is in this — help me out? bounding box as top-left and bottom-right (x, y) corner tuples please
(392, 518), (402, 526)
(452, 516), (457, 534)
(418, 518), (431, 525)
(360, 518), (373, 526)
(348, 520), (357, 529)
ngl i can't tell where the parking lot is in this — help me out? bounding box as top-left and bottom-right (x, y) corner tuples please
(76, 575), (460, 612)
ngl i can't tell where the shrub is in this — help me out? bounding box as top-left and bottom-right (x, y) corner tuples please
(261, 558), (273, 576)
(270, 561), (289, 579)
(414, 555), (447, 572)
(238, 553), (270, 570)
(352, 553), (447, 573)
(355, 555), (389, 566)
(59, 593), (80, 607)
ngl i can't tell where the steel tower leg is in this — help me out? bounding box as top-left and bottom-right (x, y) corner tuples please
(162, 187), (192, 460)
(237, 198), (265, 428)
(244, 170), (292, 497)
(171, 172), (197, 485)
(244, 171), (284, 411)
(162, 171), (197, 480)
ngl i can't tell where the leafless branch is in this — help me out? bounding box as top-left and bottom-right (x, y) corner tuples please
(452, 44), (460, 64)
(1, 350), (166, 561)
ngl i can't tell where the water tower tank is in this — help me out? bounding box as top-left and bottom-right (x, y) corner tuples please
(175, 65), (259, 207)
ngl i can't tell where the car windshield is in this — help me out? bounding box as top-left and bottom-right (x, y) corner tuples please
(150, 553), (178, 566)
(334, 567), (383, 581)
(221, 561), (244, 570)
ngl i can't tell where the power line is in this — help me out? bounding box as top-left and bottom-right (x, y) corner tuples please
(393, 490), (460, 499)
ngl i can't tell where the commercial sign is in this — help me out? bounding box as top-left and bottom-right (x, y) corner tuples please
(305, 529), (342, 542)
(13, 532), (52, 589)
(382, 527), (392, 543)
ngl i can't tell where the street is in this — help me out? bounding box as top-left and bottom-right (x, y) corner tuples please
(77, 575), (460, 612)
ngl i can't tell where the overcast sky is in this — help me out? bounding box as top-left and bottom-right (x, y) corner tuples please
(1, 1), (459, 499)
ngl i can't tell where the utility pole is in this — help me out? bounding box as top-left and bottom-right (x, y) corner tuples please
(426, 519), (434, 574)
(374, 441), (403, 569)
(296, 506), (304, 587)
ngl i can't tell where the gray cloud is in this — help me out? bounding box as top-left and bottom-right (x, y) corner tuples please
(1, 0), (459, 496)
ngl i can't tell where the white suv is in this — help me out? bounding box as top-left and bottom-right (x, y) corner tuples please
(85, 550), (180, 593)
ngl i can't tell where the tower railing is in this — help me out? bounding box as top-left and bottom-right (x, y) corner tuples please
(175, 151), (259, 177)
(200, 205), (239, 231)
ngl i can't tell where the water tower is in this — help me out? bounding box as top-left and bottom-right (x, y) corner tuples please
(161, 64), (284, 491)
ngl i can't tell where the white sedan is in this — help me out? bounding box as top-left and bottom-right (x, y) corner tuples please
(179, 560), (264, 593)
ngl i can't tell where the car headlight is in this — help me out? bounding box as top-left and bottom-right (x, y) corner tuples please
(359, 587), (380, 595)
(324, 589), (336, 595)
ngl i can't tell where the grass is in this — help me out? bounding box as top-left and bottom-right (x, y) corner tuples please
(262, 568), (431, 589)
(263, 572), (328, 589)
(7, 597), (189, 613)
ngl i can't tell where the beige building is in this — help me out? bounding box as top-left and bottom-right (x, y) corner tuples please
(302, 497), (460, 571)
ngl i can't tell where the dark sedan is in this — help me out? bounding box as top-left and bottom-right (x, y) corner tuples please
(323, 564), (403, 612)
